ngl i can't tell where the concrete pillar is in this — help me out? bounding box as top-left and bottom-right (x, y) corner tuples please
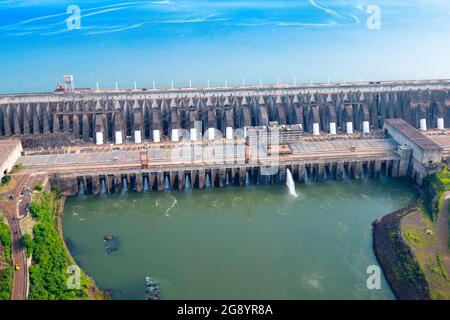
(373, 160), (381, 178)
(313, 123), (320, 136)
(153, 130), (160, 143)
(438, 118), (444, 130)
(190, 128), (197, 141)
(279, 165), (286, 183)
(171, 129), (179, 142)
(211, 169), (218, 187)
(346, 122), (353, 134)
(420, 118), (427, 131)
(352, 161), (361, 179)
(231, 168), (237, 185)
(385, 160), (392, 176)
(329, 122), (337, 135)
(136, 174), (144, 192)
(115, 131), (123, 144)
(397, 145), (412, 176)
(178, 171), (185, 190)
(219, 169), (226, 187)
(335, 161), (344, 180)
(198, 170), (206, 189)
(208, 127), (215, 140)
(226, 127), (233, 140)
(239, 167), (246, 186)
(363, 121), (370, 133)
(106, 175), (113, 193)
(134, 131), (142, 143)
(391, 159), (400, 177)
(96, 132), (104, 145)
(317, 163), (324, 181)
(157, 172), (164, 191)
(169, 171), (176, 190)
(114, 174), (122, 194)
(149, 173), (156, 191)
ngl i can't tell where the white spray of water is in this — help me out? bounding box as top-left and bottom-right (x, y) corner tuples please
(286, 168), (298, 198)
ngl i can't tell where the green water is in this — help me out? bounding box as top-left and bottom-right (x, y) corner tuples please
(62, 178), (417, 300)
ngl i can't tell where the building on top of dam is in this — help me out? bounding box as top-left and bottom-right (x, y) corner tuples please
(0, 139), (22, 180)
(383, 119), (443, 184)
(0, 79), (449, 147)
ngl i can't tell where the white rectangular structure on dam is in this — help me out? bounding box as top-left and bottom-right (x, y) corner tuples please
(226, 127), (233, 140)
(115, 131), (123, 144)
(208, 128), (215, 140)
(96, 132), (104, 145)
(420, 119), (427, 131)
(313, 123), (320, 136)
(134, 131), (142, 144)
(329, 122), (336, 135)
(190, 128), (198, 141)
(438, 118), (444, 130)
(171, 129), (179, 142)
(363, 121), (370, 133)
(346, 122), (354, 134)
(153, 130), (160, 143)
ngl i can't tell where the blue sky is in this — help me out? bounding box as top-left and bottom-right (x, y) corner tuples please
(0, 0), (449, 93)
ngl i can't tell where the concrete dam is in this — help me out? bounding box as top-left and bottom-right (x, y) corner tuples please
(2, 79), (449, 195)
(1, 80), (449, 143)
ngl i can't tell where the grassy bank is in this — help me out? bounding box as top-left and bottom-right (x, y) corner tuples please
(425, 166), (450, 219)
(372, 204), (431, 300)
(424, 166), (450, 250)
(25, 190), (99, 300)
(0, 215), (13, 300)
(402, 205), (450, 299)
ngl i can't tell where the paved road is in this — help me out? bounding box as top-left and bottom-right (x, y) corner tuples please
(0, 173), (42, 300)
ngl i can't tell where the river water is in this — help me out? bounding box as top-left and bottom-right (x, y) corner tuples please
(62, 177), (417, 300)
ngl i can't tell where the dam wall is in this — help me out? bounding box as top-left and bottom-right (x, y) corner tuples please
(51, 159), (400, 196)
(1, 80), (449, 144)
(23, 129), (435, 195)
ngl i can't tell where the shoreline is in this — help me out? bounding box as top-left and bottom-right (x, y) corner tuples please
(55, 195), (109, 300)
(372, 203), (431, 300)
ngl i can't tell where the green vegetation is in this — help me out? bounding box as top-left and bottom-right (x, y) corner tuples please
(11, 163), (23, 173)
(402, 210), (450, 299)
(22, 233), (33, 258)
(429, 255), (449, 281)
(426, 166), (450, 220)
(405, 230), (425, 248)
(0, 223), (11, 263)
(0, 221), (13, 300)
(50, 184), (62, 200)
(1, 175), (10, 185)
(33, 184), (43, 192)
(426, 166), (450, 250)
(27, 191), (90, 300)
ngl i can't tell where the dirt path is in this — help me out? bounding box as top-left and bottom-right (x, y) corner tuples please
(438, 193), (450, 275)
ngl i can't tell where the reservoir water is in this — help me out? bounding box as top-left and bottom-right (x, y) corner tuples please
(62, 177), (417, 300)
